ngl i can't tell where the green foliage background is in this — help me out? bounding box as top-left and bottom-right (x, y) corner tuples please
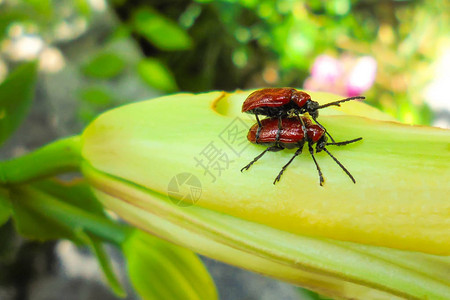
(0, 0), (448, 299)
(0, 0), (447, 126)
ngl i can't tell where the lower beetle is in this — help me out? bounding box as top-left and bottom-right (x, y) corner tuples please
(241, 117), (362, 185)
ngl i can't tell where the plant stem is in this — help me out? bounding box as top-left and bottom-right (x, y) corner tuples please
(13, 185), (131, 245)
(0, 136), (81, 185)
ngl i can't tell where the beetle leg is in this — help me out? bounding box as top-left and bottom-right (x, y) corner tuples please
(309, 142), (325, 186)
(241, 146), (283, 172)
(295, 113), (307, 137)
(312, 117), (336, 143)
(273, 140), (305, 184)
(275, 116), (283, 145)
(255, 114), (262, 127)
(255, 114), (262, 143)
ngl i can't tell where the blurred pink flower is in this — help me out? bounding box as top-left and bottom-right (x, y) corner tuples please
(304, 54), (377, 97)
(347, 56), (377, 97)
(310, 55), (342, 84)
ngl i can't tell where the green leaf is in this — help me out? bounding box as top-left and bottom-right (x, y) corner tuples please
(9, 183), (129, 245)
(80, 232), (126, 297)
(0, 187), (11, 227)
(24, 0), (53, 16)
(78, 106), (99, 125)
(123, 230), (218, 300)
(0, 12), (28, 39)
(32, 179), (106, 217)
(298, 287), (332, 300)
(83, 53), (126, 79)
(10, 187), (81, 242)
(79, 87), (115, 107)
(137, 58), (178, 92)
(9, 183), (129, 296)
(75, 0), (92, 17)
(109, 25), (132, 42)
(0, 62), (38, 146)
(132, 8), (193, 51)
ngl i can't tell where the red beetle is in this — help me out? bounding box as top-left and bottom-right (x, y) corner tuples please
(242, 88), (364, 142)
(241, 116), (362, 185)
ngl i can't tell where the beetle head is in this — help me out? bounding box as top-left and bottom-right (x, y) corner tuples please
(306, 100), (320, 118)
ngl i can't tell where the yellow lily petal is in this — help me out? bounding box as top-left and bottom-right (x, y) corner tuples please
(81, 90), (450, 255)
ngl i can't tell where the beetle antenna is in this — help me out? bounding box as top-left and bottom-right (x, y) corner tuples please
(316, 96), (365, 110)
(311, 116), (336, 143)
(326, 137), (362, 146)
(322, 148), (356, 183)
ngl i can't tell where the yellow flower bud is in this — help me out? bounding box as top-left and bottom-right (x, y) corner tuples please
(81, 90), (450, 299)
